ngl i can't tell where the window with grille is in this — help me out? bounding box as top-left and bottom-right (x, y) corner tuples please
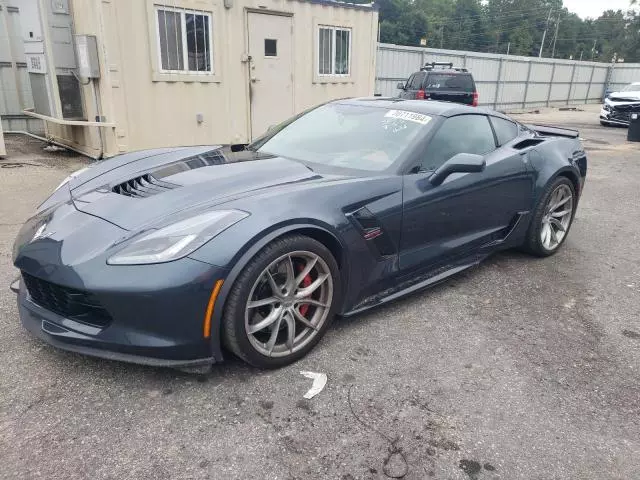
(317, 26), (351, 76)
(155, 6), (213, 73)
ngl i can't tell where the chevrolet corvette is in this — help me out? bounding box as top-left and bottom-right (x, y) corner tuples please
(11, 98), (587, 369)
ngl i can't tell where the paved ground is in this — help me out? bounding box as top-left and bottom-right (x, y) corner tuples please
(1, 107), (639, 480)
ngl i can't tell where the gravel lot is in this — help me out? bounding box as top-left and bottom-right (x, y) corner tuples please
(1, 106), (639, 480)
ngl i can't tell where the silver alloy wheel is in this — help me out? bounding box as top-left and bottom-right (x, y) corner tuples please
(541, 184), (574, 251)
(245, 251), (333, 358)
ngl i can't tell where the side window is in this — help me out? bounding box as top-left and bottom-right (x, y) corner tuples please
(405, 74), (415, 89)
(409, 72), (426, 89)
(490, 117), (518, 146)
(422, 115), (496, 172)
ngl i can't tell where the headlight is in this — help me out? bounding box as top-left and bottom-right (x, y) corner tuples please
(107, 210), (249, 265)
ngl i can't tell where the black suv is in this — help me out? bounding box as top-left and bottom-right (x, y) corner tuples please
(398, 62), (478, 106)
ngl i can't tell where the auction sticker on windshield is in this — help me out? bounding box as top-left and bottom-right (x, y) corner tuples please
(384, 110), (432, 125)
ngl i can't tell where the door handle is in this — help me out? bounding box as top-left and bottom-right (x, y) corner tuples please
(251, 77), (259, 83)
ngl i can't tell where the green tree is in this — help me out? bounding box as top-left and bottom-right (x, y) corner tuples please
(375, 0), (640, 62)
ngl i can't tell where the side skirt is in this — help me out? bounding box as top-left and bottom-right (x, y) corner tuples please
(342, 255), (486, 317)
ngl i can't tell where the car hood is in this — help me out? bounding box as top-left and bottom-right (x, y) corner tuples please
(607, 91), (640, 104)
(69, 146), (349, 231)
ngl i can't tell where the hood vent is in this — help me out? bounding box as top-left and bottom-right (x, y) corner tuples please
(110, 149), (228, 198)
(112, 174), (179, 198)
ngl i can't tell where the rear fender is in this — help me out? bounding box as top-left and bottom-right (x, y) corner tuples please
(528, 137), (585, 202)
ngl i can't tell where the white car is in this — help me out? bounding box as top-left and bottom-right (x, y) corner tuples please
(600, 82), (640, 127)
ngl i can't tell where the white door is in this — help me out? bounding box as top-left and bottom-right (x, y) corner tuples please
(247, 13), (294, 139)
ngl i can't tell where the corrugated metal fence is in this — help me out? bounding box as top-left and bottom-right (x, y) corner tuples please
(376, 43), (640, 110)
(0, 1), (43, 134)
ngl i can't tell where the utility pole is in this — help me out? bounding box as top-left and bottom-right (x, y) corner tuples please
(551, 14), (561, 58)
(539, 8), (553, 58)
(579, 50), (584, 61)
(506, 42), (511, 55)
(591, 39), (597, 61)
(440, 24), (444, 49)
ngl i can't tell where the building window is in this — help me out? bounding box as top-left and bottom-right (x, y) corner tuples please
(318, 26), (351, 76)
(155, 6), (212, 73)
(265, 39), (277, 57)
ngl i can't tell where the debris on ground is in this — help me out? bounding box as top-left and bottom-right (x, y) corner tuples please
(43, 144), (68, 153)
(300, 371), (327, 399)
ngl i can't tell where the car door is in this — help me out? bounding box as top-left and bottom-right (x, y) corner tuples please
(399, 114), (533, 272)
(399, 72), (426, 99)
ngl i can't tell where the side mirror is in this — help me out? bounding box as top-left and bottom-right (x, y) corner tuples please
(397, 82), (406, 90)
(429, 153), (486, 186)
(230, 143), (248, 152)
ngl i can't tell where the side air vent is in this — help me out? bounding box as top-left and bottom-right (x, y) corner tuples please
(350, 207), (396, 256)
(513, 138), (544, 150)
(112, 174), (179, 198)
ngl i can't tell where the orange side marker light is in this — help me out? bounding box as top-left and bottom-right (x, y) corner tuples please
(203, 280), (224, 339)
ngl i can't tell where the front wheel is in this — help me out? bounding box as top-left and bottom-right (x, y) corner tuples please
(222, 235), (340, 368)
(523, 177), (576, 257)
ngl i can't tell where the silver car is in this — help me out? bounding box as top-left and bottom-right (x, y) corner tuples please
(600, 82), (640, 127)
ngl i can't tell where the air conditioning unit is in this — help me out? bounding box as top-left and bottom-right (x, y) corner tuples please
(20, 0), (99, 121)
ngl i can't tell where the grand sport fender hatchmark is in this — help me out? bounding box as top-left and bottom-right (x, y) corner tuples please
(11, 99), (587, 369)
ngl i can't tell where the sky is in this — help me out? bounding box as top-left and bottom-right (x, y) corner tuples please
(562, 0), (636, 19)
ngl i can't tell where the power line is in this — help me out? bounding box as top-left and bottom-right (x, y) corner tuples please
(430, 7), (555, 26)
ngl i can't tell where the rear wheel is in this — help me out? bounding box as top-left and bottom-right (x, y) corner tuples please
(222, 235), (340, 368)
(523, 177), (576, 257)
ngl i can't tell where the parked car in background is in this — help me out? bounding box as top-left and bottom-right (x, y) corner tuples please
(398, 62), (479, 106)
(600, 82), (640, 127)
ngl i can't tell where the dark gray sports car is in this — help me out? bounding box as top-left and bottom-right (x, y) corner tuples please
(11, 99), (587, 369)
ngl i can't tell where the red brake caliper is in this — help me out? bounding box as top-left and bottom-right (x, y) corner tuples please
(298, 265), (312, 317)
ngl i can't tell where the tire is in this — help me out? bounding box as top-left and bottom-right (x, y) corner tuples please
(523, 177), (577, 257)
(222, 234), (340, 368)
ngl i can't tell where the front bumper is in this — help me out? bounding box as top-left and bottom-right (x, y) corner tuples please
(600, 107), (631, 126)
(13, 259), (228, 368)
(18, 296), (215, 368)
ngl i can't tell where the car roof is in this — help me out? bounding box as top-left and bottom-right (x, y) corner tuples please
(336, 97), (505, 119)
(421, 69), (472, 75)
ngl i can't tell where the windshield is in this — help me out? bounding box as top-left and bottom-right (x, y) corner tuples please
(425, 73), (474, 91)
(622, 83), (640, 92)
(256, 103), (432, 171)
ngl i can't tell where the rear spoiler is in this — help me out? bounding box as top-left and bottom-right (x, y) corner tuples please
(525, 124), (579, 139)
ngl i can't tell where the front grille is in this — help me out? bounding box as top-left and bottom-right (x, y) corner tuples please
(611, 104), (640, 123)
(22, 273), (112, 328)
(112, 174), (179, 198)
(611, 110), (631, 123)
